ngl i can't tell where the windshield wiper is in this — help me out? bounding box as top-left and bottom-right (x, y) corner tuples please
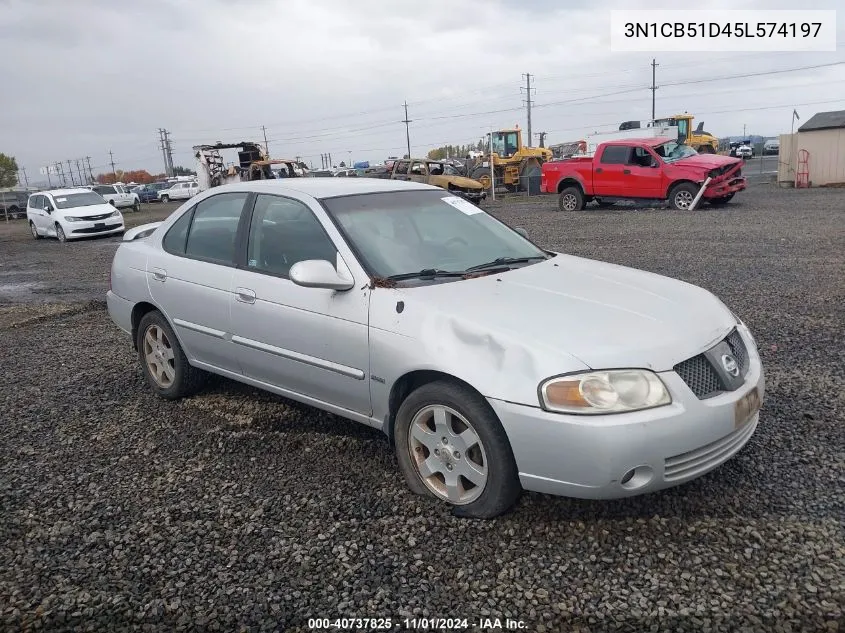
(386, 268), (468, 281)
(465, 256), (548, 272)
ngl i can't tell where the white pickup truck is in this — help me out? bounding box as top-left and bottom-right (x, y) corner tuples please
(89, 184), (140, 211)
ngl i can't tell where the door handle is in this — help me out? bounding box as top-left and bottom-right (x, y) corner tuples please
(151, 268), (167, 282)
(235, 287), (256, 304)
(595, 168), (603, 173)
(623, 169), (631, 174)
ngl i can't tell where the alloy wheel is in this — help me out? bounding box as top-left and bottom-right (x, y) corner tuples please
(674, 190), (694, 210)
(561, 193), (578, 211)
(408, 404), (488, 505)
(143, 324), (176, 388)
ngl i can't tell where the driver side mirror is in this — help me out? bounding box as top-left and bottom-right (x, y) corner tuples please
(515, 227), (529, 239)
(289, 259), (354, 291)
(43, 205), (53, 213)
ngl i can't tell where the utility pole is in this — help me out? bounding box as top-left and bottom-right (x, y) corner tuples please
(158, 128), (174, 176)
(67, 160), (76, 186)
(85, 156), (94, 182)
(20, 167), (28, 187)
(75, 159), (85, 185)
(650, 59), (659, 123)
(262, 125), (269, 157)
(109, 150), (116, 182)
(522, 73), (534, 146)
(534, 131), (548, 148)
(402, 101), (412, 159)
(743, 123), (747, 138)
(56, 162), (65, 187)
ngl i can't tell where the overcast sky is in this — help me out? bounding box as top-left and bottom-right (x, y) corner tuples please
(2, 0), (843, 182)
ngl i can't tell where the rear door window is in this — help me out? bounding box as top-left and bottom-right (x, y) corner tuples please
(599, 145), (632, 164)
(184, 193), (249, 265)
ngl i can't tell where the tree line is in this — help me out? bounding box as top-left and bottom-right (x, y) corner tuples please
(426, 138), (487, 161)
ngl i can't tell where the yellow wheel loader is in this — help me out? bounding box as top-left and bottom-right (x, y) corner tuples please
(469, 127), (553, 193)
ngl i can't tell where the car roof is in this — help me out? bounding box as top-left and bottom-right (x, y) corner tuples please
(204, 178), (434, 199)
(37, 188), (96, 197)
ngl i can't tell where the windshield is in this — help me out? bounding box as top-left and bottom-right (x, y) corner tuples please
(53, 192), (107, 209)
(323, 190), (547, 280)
(655, 142), (698, 163)
(491, 132), (519, 158)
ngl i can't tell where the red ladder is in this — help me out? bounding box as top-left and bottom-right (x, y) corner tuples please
(796, 149), (810, 188)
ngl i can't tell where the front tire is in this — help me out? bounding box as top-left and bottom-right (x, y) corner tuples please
(55, 223), (67, 243)
(133, 200), (140, 212)
(160, 195), (169, 203)
(30, 221), (41, 239)
(137, 311), (207, 400)
(394, 380), (521, 519)
(558, 186), (584, 212)
(669, 183), (699, 211)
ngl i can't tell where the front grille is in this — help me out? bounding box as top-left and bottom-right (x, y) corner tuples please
(83, 212), (115, 221)
(725, 329), (749, 376)
(71, 223), (122, 234)
(674, 355), (721, 399)
(664, 417), (757, 481)
(674, 328), (750, 399)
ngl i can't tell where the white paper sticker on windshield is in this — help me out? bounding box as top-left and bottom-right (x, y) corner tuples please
(441, 196), (481, 215)
(55, 197), (67, 202)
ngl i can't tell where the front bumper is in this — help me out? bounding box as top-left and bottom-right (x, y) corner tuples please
(455, 190), (487, 203)
(63, 218), (124, 239)
(705, 176), (746, 199)
(489, 328), (764, 500)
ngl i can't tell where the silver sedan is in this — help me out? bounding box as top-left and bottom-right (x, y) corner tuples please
(107, 179), (764, 518)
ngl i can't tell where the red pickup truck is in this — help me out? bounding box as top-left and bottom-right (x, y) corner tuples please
(541, 137), (746, 211)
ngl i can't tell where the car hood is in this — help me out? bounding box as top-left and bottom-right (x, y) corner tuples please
(673, 154), (742, 170)
(57, 203), (118, 218)
(379, 254), (735, 372)
(430, 175), (483, 190)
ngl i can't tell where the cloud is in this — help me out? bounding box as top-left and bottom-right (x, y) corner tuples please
(1, 0), (842, 179)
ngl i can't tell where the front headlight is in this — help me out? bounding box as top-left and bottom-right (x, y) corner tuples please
(64, 216), (82, 222)
(109, 210), (121, 218)
(539, 370), (671, 415)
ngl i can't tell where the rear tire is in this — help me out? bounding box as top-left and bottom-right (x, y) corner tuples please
(669, 183), (699, 211)
(394, 380), (521, 519)
(558, 186), (584, 212)
(137, 311), (207, 400)
(133, 200), (140, 212)
(160, 195), (170, 203)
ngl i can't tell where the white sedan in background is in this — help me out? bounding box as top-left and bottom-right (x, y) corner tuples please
(27, 188), (125, 242)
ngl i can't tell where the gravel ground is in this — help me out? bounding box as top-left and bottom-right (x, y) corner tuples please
(0, 185), (843, 632)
